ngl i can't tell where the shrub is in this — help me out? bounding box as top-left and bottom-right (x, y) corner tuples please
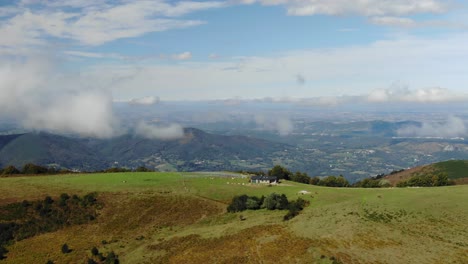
(91, 246), (99, 256)
(105, 251), (119, 264)
(245, 197), (261, 210)
(262, 193), (289, 210)
(61, 243), (70, 254)
(227, 195), (249, 212)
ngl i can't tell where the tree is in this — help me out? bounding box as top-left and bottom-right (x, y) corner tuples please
(262, 193), (289, 210)
(135, 166), (152, 172)
(309, 177), (320, 185)
(268, 165), (292, 180)
(318, 175), (350, 187)
(291, 171), (310, 184)
(227, 195), (249, 212)
(1, 165), (20, 175)
(22, 163), (48, 175)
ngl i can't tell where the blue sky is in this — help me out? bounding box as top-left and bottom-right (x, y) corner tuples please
(1, 0), (468, 100)
(1, 0), (468, 137)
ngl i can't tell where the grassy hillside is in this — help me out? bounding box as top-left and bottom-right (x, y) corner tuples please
(385, 160), (468, 186)
(433, 160), (468, 179)
(0, 172), (467, 263)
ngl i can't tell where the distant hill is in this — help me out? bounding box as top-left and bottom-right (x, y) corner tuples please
(0, 128), (293, 172)
(384, 160), (468, 185)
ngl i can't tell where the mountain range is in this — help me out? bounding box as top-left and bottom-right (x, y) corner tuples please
(0, 128), (293, 172)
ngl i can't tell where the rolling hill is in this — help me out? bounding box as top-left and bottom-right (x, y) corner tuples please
(0, 172), (467, 263)
(0, 128), (294, 172)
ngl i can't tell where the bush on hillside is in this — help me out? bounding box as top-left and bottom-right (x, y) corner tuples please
(61, 243), (70, 254)
(227, 193), (308, 220)
(397, 173), (454, 187)
(0, 193), (100, 260)
(262, 193), (289, 210)
(291, 171), (310, 184)
(309, 175), (350, 187)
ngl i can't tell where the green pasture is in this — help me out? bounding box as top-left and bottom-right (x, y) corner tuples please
(1, 172), (467, 263)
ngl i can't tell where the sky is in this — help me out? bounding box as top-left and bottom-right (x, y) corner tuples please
(1, 0), (468, 137)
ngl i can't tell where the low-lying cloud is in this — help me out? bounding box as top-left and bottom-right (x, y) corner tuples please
(128, 96), (160, 106)
(397, 116), (467, 138)
(0, 56), (117, 138)
(254, 115), (294, 136)
(367, 87), (467, 103)
(135, 121), (185, 140)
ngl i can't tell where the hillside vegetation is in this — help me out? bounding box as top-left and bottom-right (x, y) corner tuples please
(0, 130), (293, 173)
(0, 172), (467, 263)
(385, 159), (468, 186)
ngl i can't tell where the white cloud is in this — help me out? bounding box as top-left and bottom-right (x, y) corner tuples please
(241, 0), (448, 16)
(135, 121), (185, 140)
(397, 116), (467, 138)
(0, 1), (223, 49)
(172, 52), (192, 60)
(209, 53), (220, 59)
(82, 32), (468, 101)
(23, 90), (117, 138)
(367, 87), (468, 103)
(370, 16), (417, 27)
(128, 96), (160, 106)
(64, 50), (123, 59)
(0, 56), (119, 138)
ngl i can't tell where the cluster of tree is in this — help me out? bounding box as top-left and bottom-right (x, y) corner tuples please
(352, 178), (391, 188)
(267, 165), (309, 183)
(396, 173), (455, 187)
(268, 165), (350, 187)
(268, 165), (293, 180)
(309, 175), (350, 187)
(0, 193), (100, 260)
(86, 246), (119, 264)
(0, 163), (156, 176)
(0, 163), (70, 176)
(227, 193), (309, 220)
(96, 166), (155, 173)
(236, 170), (266, 176)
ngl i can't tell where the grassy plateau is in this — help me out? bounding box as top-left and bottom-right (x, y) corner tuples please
(0, 172), (467, 263)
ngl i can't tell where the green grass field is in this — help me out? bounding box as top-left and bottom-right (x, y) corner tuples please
(1, 172), (467, 263)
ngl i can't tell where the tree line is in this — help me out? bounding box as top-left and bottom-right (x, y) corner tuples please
(0, 163), (154, 176)
(265, 165), (454, 188)
(266, 165), (351, 187)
